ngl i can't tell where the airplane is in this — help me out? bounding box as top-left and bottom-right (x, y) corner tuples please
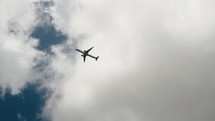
(75, 47), (99, 62)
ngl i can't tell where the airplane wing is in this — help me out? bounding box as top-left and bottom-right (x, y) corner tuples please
(83, 55), (86, 62)
(85, 47), (94, 53)
(75, 49), (84, 54)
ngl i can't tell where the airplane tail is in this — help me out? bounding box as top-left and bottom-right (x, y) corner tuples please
(95, 56), (99, 61)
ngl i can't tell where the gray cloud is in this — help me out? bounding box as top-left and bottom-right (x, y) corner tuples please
(0, 0), (42, 95)
(40, 0), (215, 121)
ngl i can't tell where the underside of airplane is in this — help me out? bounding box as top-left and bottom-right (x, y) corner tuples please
(75, 47), (99, 62)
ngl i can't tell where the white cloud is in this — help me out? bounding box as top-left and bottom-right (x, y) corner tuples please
(41, 0), (215, 121)
(0, 0), (41, 95)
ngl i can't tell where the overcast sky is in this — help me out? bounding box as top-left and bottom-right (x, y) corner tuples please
(1, 0), (215, 121)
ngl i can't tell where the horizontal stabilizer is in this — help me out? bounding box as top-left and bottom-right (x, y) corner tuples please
(95, 56), (99, 61)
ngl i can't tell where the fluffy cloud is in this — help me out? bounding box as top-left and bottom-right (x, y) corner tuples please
(42, 0), (215, 121)
(0, 0), (41, 95)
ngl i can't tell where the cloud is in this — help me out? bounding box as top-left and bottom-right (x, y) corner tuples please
(39, 0), (215, 121)
(17, 113), (26, 121)
(0, 0), (41, 95)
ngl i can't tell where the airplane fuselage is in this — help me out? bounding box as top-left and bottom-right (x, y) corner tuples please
(81, 53), (96, 59)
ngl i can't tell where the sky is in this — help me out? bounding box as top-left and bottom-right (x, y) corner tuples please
(0, 0), (215, 121)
